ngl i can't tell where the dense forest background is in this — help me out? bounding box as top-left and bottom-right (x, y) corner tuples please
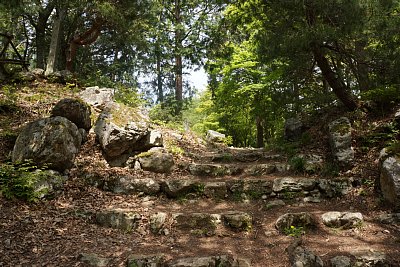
(1, 0), (400, 147)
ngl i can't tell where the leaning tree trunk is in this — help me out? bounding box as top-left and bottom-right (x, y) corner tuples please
(305, 0), (359, 111)
(311, 43), (359, 111)
(66, 18), (103, 72)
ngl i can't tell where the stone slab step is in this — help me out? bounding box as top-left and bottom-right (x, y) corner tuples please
(84, 172), (355, 201)
(94, 209), (252, 235)
(80, 253), (251, 267)
(185, 162), (290, 177)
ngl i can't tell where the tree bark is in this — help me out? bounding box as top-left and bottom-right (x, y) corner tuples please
(35, 1), (55, 69)
(305, 0), (359, 110)
(66, 18), (103, 72)
(174, 0), (183, 113)
(45, 9), (65, 76)
(311, 43), (359, 110)
(256, 117), (264, 148)
(355, 40), (370, 92)
(156, 43), (164, 103)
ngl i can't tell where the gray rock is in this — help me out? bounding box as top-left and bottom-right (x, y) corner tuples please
(330, 256), (351, 267)
(284, 117), (303, 141)
(244, 164), (276, 176)
(329, 117), (354, 165)
(273, 177), (317, 193)
(127, 254), (165, 267)
(79, 253), (110, 267)
(350, 249), (388, 267)
(378, 213), (400, 224)
(30, 68), (45, 77)
(301, 154), (324, 174)
(105, 176), (160, 195)
(145, 130), (163, 148)
(95, 209), (141, 231)
(275, 212), (316, 233)
(162, 179), (198, 198)
(265, 199), (286, 209)
(188, 163), (243, 177)
(287, 239), (324, 267)
(51, 98), (92, 131)
(318, 179), (352, 198)
(222, 212), (252, 231)
(46, 70), (73, 83)
(380, 156), (400, 210)
(79, 86), (115, 109)
(174, 213), (219, 236)
(12, 116), (82, 172)
(94, 102), (149, 166)
(204, 182), (227, 198)
(138, 148), (174, 173)
(169, 255), (234, 267)
(150, 213), (167, 234)
(321, 211), (363, 229)
(206, 130), (226, 143)
(32, 170), (66, 199)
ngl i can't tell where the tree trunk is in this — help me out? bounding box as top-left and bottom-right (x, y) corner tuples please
(156, 44), (163, 103)
(256, 117), (264, 148)
(305, 1), (359, 110)
(45, 9), (65, 76)
(311, 43), (359, 110)
(66, 18), (103, 72)
(35, 1), (55, 69)
(355, 40), (370, 92)
(174, 0), (183, 113)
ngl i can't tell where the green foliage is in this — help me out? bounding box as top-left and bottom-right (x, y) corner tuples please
(321, 162), (340, 177)
(386, 141), (400, 157)
(283, 225), (304, 238)
(0, 161), (50, 202)
(361, 86), (400, 110)
(289, 156), (306, 174)
(114, 85), (145, 108)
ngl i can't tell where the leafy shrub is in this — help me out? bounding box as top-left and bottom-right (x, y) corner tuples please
(0, 161), (55, 202)
(289, 156), (306, 174)
(283, 225), (304, 237)
(114, 84), (145, 108)
(361, 86), (400, 110)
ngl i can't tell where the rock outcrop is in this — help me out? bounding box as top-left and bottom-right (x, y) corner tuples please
(329, 117), (354, 166)
(137, 148), (174, 173)
(284, 117), (303, 141)
(380, 156), (400, 210)
(79, 86), (115, 110)
(94, 102), (149, 166)
(12, 116), (82, 172)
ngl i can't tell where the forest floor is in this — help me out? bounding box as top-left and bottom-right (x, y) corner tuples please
(0, 80), (399, 266)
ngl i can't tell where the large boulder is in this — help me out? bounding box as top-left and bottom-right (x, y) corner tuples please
(380, 156), (400, 210)
(51, 98), (92, 131)
(329, 117), (354, 166)
(137, 148), (174, 173)
(79, 86), (115, 110)
(12, 116), (82, 172)
(284, 117), (303, 141)
(94, 102), (149, 166)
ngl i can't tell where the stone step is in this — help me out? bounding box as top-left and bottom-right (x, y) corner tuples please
(80, 253), (251, 267)
(94, 209), (252, 236)
(184, 162), (290, 177)
(186, 150), (284, 163)
(83, 171), (356, 201)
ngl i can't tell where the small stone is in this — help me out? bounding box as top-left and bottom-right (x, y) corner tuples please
(223, 212), (252, 231)
(150, 212), (167, 235)
(275, 212), (316, 233)
(265, 199), (286, 210)
(322, 211), (363, 229)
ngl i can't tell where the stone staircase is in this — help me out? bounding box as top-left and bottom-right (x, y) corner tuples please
(68, 145), (400, 267)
